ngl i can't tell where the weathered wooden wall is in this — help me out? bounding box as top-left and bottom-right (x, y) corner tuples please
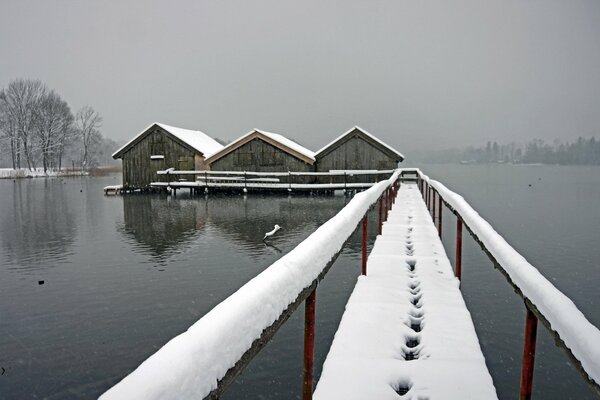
(210, 138), (314, 173)
(316, 135), (398, 172)
(121, 127), (201, 189)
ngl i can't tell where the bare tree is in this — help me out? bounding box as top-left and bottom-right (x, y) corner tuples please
(75, 105), (102, 170)
(1, 79), (48, 170)
(33, 90), (74, 172)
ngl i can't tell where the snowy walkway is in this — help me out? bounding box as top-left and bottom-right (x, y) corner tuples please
(314, 183), (498, 399)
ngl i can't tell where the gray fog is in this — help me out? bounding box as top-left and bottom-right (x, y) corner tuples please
(1, 0), (599, 154)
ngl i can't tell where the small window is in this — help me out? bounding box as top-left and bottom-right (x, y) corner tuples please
(178, 156), (194, 170)
(236, 152), (252, 165)
(260, 151), (283, 166)
(151, 143), (164, 155)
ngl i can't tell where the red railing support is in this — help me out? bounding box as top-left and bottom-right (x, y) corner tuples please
(438, 193), (442, 237)
(519, 306), (538, 400)
(385, 189), (389, 220)
(456, 217), (463, 281)
(303, 289), (316, 400)
(432, 190), (436, 222)
(362, 215), (368, 275)
(378, 197), (383, 235)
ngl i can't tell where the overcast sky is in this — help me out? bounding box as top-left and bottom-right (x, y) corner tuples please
(1, 0), (600, 155)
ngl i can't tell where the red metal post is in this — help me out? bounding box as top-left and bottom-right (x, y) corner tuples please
(437, 194), (442, 237)
(362, 215), (368, 275)
(378, 196), (383, 235)
(385, 189), (390, 220)
(303, 289), (316, 400)
(427, 186), (431, 211)
(519, 306), (538, 400)
(456, 218), (462, 281)
(432, 190), (436, 221)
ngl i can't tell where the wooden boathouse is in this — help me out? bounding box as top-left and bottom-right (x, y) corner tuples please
(315, 126), (404, 172)
(205, 129), (316, 173)
(112, 123), (223, 190)
(111, 124), (405, 193)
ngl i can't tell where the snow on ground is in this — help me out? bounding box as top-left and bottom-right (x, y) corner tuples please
(419, 170), (600, 388)
(100, 172), (401, 400)
(0, 168), (88, 179)
(314, 183), (497, 399)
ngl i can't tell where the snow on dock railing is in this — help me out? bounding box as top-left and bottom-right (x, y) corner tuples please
(156, 168), (396, 176)
(100, 171), (401, 400)
(414, 169), (600, 396)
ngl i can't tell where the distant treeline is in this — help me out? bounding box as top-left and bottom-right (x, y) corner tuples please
(0, 78), (120, 171)
(415, 138), (600, 165)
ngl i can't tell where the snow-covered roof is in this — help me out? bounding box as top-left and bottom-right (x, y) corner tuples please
(315, 126), (404, 161)
(112, 122), (224, 159)
(205, 129), (315, 164)
(255, 129), (315, 160)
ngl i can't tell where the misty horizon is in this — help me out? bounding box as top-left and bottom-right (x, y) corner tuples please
(2, 1), (600, 156)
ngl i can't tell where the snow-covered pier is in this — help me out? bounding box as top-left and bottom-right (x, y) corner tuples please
(314, 181), (497, 399)
(100, 169), (600, 400)
(148, 169), (396, 194)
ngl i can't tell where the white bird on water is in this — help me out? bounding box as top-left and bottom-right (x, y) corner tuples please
(263, 224), (282, 241)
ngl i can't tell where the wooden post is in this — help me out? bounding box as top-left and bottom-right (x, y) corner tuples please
(456, 218), (462, 281)
(378, 196), (383, 235)
(362, 215), (368, 275)
(519, 306), (538, 400)
(437, 194), (442, 237)
(303, 289), (316, 400)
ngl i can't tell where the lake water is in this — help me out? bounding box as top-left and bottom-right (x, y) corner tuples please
(0, 165), (598, 399)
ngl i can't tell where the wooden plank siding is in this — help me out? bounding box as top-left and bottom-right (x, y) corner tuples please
(315, 133), (400, 183)
(121, 126), (203, 189)
(316, 135), (399, 172)
(210, 137), (315, 183)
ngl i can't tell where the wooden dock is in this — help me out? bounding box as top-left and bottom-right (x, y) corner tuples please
(314, 182), (497, 399)
(148, 169), (396, 194)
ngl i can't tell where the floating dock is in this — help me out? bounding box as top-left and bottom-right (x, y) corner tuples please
(314, 182), (497, 399)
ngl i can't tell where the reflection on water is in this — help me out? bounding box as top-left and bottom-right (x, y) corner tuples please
(118, 193), (351, 260)
(1, 179), (77, 272)
(0, 176), (352, 400)
(119, 196), (203, 260)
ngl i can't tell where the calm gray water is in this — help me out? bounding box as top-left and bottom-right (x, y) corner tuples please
(0, 165), (598, 399)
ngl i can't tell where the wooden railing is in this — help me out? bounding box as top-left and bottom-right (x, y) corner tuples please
(153, 168), (396, 192)
(407, 168), (600, 400)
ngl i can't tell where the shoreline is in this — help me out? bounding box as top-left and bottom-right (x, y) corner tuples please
(0, 166), (121, 179)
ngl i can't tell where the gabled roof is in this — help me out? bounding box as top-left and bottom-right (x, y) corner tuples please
(315, 126), (404, 161)
(112, 122), (224, 159)
(205, 129), (315, 165)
